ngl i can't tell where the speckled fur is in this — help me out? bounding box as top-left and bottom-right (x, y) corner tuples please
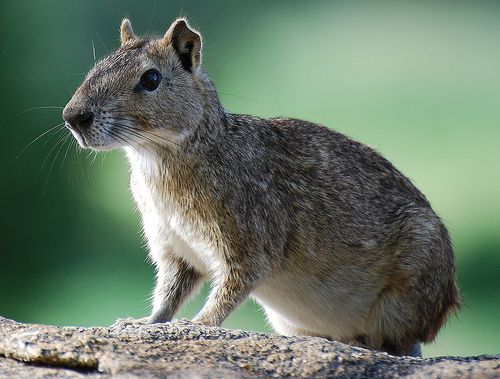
(62, 18), (460, 356)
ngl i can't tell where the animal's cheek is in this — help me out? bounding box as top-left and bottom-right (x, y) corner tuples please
(131, 112), (155, 130)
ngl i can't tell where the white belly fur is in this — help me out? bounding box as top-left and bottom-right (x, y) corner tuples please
(252, 271), (369, 340)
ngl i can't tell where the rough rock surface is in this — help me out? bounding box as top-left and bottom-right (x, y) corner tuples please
(0, 316), (498, 378)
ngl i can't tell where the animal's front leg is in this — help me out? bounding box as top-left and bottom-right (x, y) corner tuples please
(148, 252), (204, 324)
(192, 266), (262, 326)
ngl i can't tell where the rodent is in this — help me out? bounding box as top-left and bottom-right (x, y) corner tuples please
(62, 17), (460, 356)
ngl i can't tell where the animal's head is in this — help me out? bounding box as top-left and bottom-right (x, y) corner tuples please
(63, 18), (216, 151)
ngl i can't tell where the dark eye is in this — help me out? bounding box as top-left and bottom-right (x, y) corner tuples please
(139, 69), (162, 91)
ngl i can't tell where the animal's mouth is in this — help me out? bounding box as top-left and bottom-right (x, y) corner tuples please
(65, 123), (88, 148)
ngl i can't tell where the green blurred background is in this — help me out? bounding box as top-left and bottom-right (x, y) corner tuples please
(1, 0), (499, 358)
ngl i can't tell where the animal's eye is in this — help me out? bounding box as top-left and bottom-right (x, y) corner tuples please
(139, 69), (162, 91)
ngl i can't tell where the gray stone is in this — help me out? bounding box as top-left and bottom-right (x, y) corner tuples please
(0, 316), (498, 378)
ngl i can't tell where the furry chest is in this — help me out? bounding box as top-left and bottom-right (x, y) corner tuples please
(131, 173), (220, 275)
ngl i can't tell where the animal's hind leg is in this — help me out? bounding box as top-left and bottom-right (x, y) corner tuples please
(364, 288), (423, 356)
(380, 338), (420, 357)
(409, 342), (422, 357)
(365, 227), (459, 356)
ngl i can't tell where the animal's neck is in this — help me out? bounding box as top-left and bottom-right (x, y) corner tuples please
(124, 136), (204, 207)
(124, 146), (164, 180)
(193, 67), (227, 133)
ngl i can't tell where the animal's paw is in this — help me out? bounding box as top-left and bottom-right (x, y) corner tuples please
(191, 314), (219, 327)
(190, 318), (206, 325)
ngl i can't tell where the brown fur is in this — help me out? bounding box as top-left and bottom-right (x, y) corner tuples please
(62, 18), (460, 356)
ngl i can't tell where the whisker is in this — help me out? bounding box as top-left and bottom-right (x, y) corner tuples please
(109, 129), (157, 157)
(203, 18), (256, 64)
(42, 127), (66, 148)
(17, 122), (65, 159)
(89, 151), (98, 167)
(96, 32), (109, 55)
(42, 47), (71, 97)
(107, 129), (137, 151)
(108, 116), (135, 122)
(218, 91), (259, 103)
(60, 135), (74, 172)
(147, 0), (158, 34)
(83, 153), (93, 190)
(109, 121), (183, 148)
(109, 122), (163, 143)
(91, 37), (97, 64)
(44, 134), (71, 193)
(68, 137), (86, 210)
(70, 139), (92, 192)
(16, 106), (64, 116)
(112, 129), (155, 154)
(37, 131), (68, 186)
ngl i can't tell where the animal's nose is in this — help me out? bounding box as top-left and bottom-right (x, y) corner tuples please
(63, 108), (95, 130)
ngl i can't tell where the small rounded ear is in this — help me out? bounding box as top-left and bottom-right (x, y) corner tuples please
(120, 18), (136, 46)
(163, 18), (202, 72)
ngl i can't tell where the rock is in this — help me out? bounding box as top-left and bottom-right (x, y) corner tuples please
(0, 316), (498, 378)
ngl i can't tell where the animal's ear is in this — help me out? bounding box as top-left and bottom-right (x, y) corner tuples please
(120, 18), (136, 46)
(163, 18), (202, 72)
